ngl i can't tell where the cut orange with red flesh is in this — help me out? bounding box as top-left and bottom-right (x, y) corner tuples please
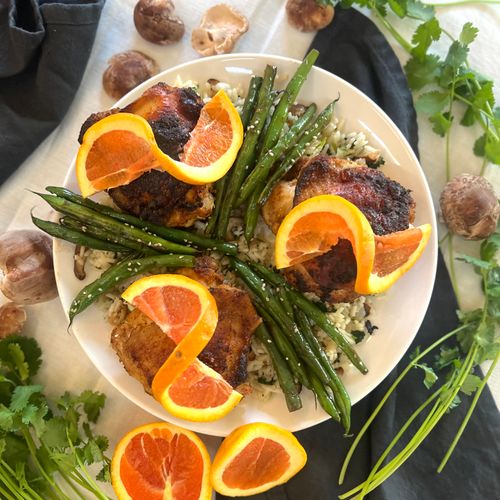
(121, 274), (242, 422)
(76, 89), (243, 196)
(111, 421), (212, 500)
(275, 194), (431, 295)
(210, 422), (307, 497)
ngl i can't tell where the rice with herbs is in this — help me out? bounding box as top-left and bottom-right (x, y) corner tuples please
(79, 77), (379, 403)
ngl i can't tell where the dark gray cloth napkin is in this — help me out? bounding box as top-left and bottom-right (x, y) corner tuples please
(0, 0), (105, 184)
(219, 8), (499, 500)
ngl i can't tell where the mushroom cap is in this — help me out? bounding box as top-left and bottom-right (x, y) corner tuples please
(440, 173), (500, 240)
(192, 4), (249, 57)
(0, 230), (58, 304)
(102, 50), (159, 100)
(0, 302), (27, 338)
(286, 0), (334, 32)
(134, 0), (185, 45)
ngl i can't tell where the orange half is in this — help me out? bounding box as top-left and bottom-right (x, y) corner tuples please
(210, 422), (307, 497)
(275, 194), (431, 295)
(111, 422), (212, 500)
(76, 90), (243, 196)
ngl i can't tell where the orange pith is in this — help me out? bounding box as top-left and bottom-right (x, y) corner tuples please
(275, 194), (431, 295)
(222, 438), (291, 489)
(111, 422), (212, 500)
(121, 274), (242, 422)
(210, 422), (307, 497)
(76, 90), (243, 196)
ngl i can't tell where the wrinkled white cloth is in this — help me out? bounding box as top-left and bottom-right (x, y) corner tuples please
(0, 1), (498, 497)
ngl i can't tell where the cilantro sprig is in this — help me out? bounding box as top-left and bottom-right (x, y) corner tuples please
(0, 337), (111, 499)
(338, 231), (500, 498)
(319, 1), (500, 169)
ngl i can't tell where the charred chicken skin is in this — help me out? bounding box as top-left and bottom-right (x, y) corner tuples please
(263, 154), (416, 303)
(110, 257), (261, 392)
(78, 83), (214, 227)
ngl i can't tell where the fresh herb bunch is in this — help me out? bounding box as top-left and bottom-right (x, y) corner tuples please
(338, 231), (500, 498)
(0, 336), (111, 500)
(318, 0), (500, 170)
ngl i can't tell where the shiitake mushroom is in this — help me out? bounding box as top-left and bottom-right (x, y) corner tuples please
(134, 0), (184, 45)
(440, 173), (499, 240)
(102, 50), (159, 99)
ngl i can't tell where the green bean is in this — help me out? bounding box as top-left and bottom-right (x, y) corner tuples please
(294, 307), (351, 431)
(248, 261), (367, 375)
(253, 301), (311, 389)
(237, 103), (317, 206)
(254, 324), (302, 412)
(37, 193), (197, 255)
(258, 99), (338, 206)
(60, 216), (158, 255)
(216, 65), (277, 239)
(257, 49), (319, 156)
(69, 254), (195, 323)
(240, 76), (263, 129)
(31, 215), (129, 253)
(204, 176), (228, 238)
(231, 258), (332, 385)
(309, 371), (341, 422)
(45, 187), (237, 255)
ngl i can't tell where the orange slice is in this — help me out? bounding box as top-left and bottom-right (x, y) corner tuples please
(275, 194), (431, 294)
(122, 274), (242, 422)
(210, 422), (307, 497)
(76, 89), (243, 196)
(111, 421), (212, 500)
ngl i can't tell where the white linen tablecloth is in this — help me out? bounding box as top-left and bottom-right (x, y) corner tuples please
(0, 1), (498, 498)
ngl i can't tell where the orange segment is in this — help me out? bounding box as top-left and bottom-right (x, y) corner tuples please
(75, 90), (243, 196)
(210, 422), (307, 497)
(121, 274), (242, 422)
(275, 194), (431, 295)
(111, 422), (212, 500)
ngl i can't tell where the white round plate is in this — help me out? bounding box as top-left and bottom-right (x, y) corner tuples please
(53, 53), (438, 437)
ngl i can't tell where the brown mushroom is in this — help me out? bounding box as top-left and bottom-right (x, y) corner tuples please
(0, 230), (58, 304)
(0, 302), (27, 338)
(192, 4), (249, 57)
(102, 50), (159, 100)
(134, 0), (185, 45)
(286, 0), (334, 32)
(440, 173), (499, 240)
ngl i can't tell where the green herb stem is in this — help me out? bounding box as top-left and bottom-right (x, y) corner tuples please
(0, 464), (26, 500)
(447, 235), (461, 304)
(438, 350), (500, 472)
(372, 5), (413, 53)
(338, 324), (467, 485)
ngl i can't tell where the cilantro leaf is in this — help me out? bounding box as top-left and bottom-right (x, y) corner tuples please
(411, 18), (441, 61)
(0, 404), (14, 431)
(77, 390), (106, 424)
(415, 90), (449, 114)
(10, 385), (43, 413)
(21, 403), (48, 437)
(388, 0), (407, 18)
(405, 54), (442, 90)
(0, 337), (42, 382)
(480, 233), (500, 262)
(414, 363), (438, 389)
(429, 111), (453, 136)
(456, 254), (491, 270)
(485, 137), (500, 164)
(460, 373), (482, 395)
(435, 346), (460, 370)
(406, 0), (435, 21)
(42, 417), (70, 449)
(473, 134), (486, 157)
(459, 22), (479, 46)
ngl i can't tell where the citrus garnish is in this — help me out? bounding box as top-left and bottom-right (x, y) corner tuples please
(210, 422), (307, 497)
(275, 194), (431, 294)
(111, 421), (212, 500)
(76, 90), (243, 196)
(122, 274), (242, 422)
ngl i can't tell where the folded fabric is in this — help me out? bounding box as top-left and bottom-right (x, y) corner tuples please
(0, 0), (105, 184)
(217, 8), (499, 500)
